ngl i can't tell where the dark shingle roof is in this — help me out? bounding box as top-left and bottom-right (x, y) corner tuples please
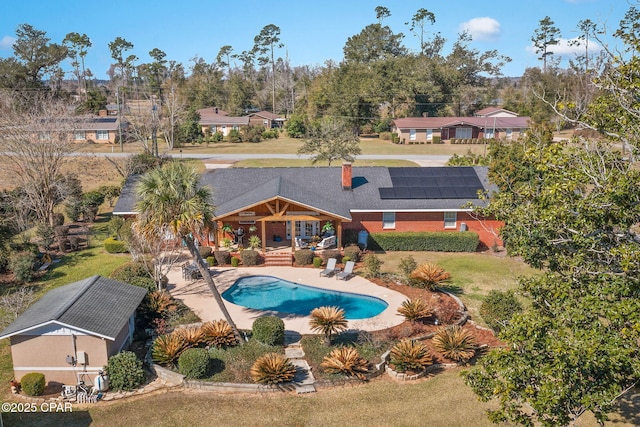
(0, 276), (147, 340)
(113, 166), (495, 219)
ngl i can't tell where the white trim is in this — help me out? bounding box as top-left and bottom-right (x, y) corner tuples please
(0, 320), (116, 341)
(238, 220), (256, 225)
(382, 212), (396, 229)
(444, 211), (457, 229)
(14, 366), (105, 371)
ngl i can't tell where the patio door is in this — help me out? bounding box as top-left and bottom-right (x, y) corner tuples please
(286, 221), (319, 239)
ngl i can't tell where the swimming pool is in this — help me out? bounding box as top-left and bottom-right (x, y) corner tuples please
(222, 275), (389, 320)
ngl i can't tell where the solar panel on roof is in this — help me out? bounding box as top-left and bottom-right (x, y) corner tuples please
(380, 167), (484, 200)
(391, 177), (408, 187)
(409, 188), (426, 199)
(394, 187), (412, 198)
(405, 177), (424, 187)
(379, 188), (395, 199)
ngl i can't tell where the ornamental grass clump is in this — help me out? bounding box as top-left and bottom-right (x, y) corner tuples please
(321, 347), (370, 380)
(309, 306), (348, 346)
(201, 320), (238, 348)
(152, 333), (188, 366)
(410, 263), (450, 290)
(397, 298), (432, 322)
(250, 353), (296, 385)
(432, 325), (476, 363)
(174, 325), (205, 347)
(389, 339), (433, 373)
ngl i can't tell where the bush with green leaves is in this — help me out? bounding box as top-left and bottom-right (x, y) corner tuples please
(20, 372), (45, 396)
(241, 250), (261, 266)
(9, 251), (37, 283)
(479, 290), (523, 333)
(104, 237), (128, 253)
(294, 249), (314, 265)
(250, 353), (296, 385)
(313, 257), (323, 268)
(252, 316), (285, 346)
(106, 351), (146, 391)
(389, 339), (432, 373)
(367, 231), (479, 252)
(228, 129), (242, 142)
(178, 348), (211, 379)
(206, 256), (215, 267)
(231, 256), (240, 267)
(343, 244), (362, 262)
(109, 262), (156, 292)
(362, 253), (382, 279)
(36, 223), (55, 251)
(53, 212), (65, 226)
(241, 125), (265, 142)
(320, 249), (341, 264)
(398, 255), (417, 283)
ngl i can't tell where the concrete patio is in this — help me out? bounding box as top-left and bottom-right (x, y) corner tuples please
(165, 265), (407, 335)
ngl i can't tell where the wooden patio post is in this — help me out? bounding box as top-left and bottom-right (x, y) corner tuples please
(261, 220), (266, 252)
(337, 221), (342, 249)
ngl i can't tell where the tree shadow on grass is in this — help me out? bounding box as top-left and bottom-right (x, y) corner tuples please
(4, 411), (93, 427)
(611, 388), (640, 425)
(438, 283), (464, 296)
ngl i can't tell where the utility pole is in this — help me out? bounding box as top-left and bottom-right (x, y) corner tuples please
(116, 87), (123, 153)
(151, 99), (159, 157)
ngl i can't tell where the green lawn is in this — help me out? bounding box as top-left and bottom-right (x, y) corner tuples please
(232, 159), (420, 168)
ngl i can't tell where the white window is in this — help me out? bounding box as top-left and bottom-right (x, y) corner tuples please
(426, 129), (433, 141)
(232, 125), (239, 131)
(409, 129), (416, 141)
(506, 128), (513, 139)
(455, 127), (472, 139)
(210, 125), (217, 133)
(382, 212), (396, 229)
(96, 130), (109, 140)
(444, 212), (457, 229)
(484, 128), (494, 139)
(74, 131), (85, 141)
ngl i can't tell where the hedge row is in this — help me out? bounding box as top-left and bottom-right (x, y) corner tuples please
(367, 231), (479, 252)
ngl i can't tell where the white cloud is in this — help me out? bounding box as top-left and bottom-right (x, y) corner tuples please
(526, 37), (602, 56)
(459, 17), (501, 41)
(0, 36), (16, 50)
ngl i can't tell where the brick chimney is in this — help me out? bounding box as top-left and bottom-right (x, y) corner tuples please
(342, 162), (352, 190)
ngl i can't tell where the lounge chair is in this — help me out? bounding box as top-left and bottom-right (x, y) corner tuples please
(316, 235), (336, 249)
(295, 237), (309, 248)
(320, 258), (338, 277)
(336, 261), (355, 280)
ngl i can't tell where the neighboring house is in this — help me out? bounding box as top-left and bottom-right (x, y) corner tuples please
(73, 114), (127, 144)
(248, 111), (285, 128)
(106, 103), (130, 116)
(392, 114), (530, 144)
(0, 276), (146, 385)
(474, 107), (519, 118)
(114, 164), (503, 251)
(198, 107), (249, 136)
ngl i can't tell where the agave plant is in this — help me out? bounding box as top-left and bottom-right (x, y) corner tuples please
(309, 306), (348, 346)
(410, 263), (451, 290)
(397, 298), (432, 322)
(152, 333), (188, 365)
(201, 320), (238, 348)
(174, 325), (205, 347)
(321, 347), (370, 380)
(250, 353), (297, 385)
(389, 339), (433, 373)
(144, 291), (177, 316)
(432, 325), (476, 363)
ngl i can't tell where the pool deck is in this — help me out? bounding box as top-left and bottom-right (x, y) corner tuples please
(165, 265), (407, 335)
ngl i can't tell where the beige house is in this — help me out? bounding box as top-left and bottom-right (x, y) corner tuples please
(198, 107), (249, 136)
(248, 110), (285, 128)
(72, 114), (127, 144)
(0, 276), (146, 386)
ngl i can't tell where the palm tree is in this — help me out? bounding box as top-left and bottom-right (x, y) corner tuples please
(309, 306), (348, 346)
(135, 162), (243, 344)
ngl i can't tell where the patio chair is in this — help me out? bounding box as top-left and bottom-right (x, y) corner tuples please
(336, 261), (355, 280)
(295, 237), (309, 248)
(316, 235), (336, 249)
(320, 258), (338, 277)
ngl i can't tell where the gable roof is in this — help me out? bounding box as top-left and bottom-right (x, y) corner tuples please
(113, 166), (496, 219)
(76, 116), (126, 131)
(474, 107), (519, 117)
(392, 116), (529, 130)
(0, 276), (146, 341)
(249, 111), (284, 121)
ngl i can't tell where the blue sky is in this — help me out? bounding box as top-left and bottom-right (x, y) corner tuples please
(0, 0), (630, 78)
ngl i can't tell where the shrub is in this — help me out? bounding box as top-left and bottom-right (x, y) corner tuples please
(9, 251), (37, 283)
(389, 339), (432, 373)
(293, 249), (314, 265)
(178, 348), (211, 379)
(313, 257), (323, 268)
(214, 250), (231, 266)
(201, 320), (238, 348)
(241, 250), (261, 266)
(174, 325), (205, 347)
(250, 353), (296, 385)
(110, 262), (156, 292)
(104, 237), (128, 253)
(252, 316), (285, 346)
(152, 333), (188, 365)
(410, 263), (451, 291)
(228, 129), (242, 143)
(309, 306), (348, 346)
(20, 372), (45, 396)
(367, 231), (479, 252)
(362, 253), (382, 279)
(479, 290), (523, 333)
(206, 256), (215, 267)
(247, 235), (261, 250)
(342, 256), (351, 263)
(106, 351), (146, 391)
(231, 256), (240, 267)
(321, 347), (370, 379)
(398, 255), (417, 284)
(53, 212), (65, 226)
(242, 125), (265, 142)
(379, 131), (392, 140)
(343, 244), (362, 262)
(320, 249), (341, 264)
(397, 298), (432, 322)
(36, 223), (55, 251)
(198, 245), (212, 258)
(432, 325), (476, 362)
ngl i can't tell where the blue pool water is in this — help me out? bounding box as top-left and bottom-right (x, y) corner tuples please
(222, 275), (388, 320)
